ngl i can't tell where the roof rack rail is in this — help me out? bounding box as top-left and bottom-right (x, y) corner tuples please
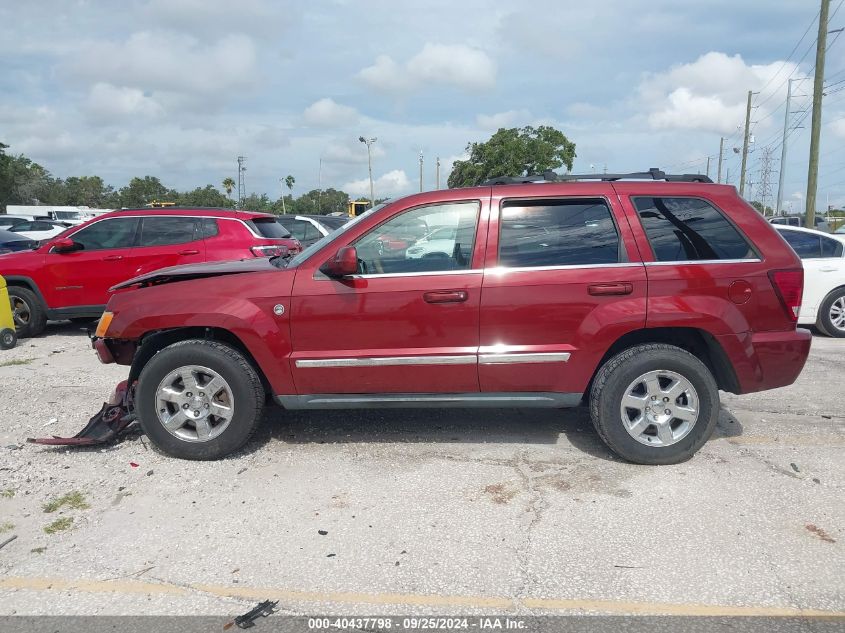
(483, 168), (713, 185)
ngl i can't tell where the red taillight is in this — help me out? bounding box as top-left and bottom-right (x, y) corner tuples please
(251, 245), (287, 258)
(768, 269), (803, 322)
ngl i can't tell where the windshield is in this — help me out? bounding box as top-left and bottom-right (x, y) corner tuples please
(285, 203), (388, 268)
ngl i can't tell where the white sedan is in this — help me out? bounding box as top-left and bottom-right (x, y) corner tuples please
(775, 225), (845, 337)
(8, 219), (69, 242)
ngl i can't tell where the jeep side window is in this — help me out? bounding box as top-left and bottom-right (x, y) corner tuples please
(498, 198), (620, 268)
(69, 217), (140, 250)
(634, 197), (755, 262)
(353, 202), (479, 275)
(821, 235), (843, 258)
(138, 216), (199, 247)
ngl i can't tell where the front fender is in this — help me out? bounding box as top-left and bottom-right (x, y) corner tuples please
(105, 270), (295, 394)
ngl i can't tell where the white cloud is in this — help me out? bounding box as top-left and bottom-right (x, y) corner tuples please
(302, 98), (359, 127)
(343, 169), (411, 197)
(476, 109), (530, 129)
(65, 31), (258, 99)
(87, 83), (165, 121)
(323, 139), (385, 164)
(830, 116), (845, 140)
(639, 52), (797, 135)
(358, 43), (496, 93)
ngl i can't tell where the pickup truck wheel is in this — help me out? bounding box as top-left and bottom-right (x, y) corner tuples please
(8, 286), (47, 338)
(817, 288), (845, 338)
(136, 339), (264, 460)
(589, 343), (719, 465)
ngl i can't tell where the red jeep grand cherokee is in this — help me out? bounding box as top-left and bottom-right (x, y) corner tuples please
(92, 170), (811, 464)
(1, 207), (301, 337)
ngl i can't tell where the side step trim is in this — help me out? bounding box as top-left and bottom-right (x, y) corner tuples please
(275, 392), (582, 410)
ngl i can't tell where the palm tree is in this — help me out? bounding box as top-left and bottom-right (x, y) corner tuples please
(222, 177), (236, 199)
(281, 174), (295, 214)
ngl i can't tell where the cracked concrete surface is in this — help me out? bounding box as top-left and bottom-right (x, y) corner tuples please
(0, 322), (842, 616)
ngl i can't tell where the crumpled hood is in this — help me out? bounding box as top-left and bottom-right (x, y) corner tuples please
(110, 257), (281, 290)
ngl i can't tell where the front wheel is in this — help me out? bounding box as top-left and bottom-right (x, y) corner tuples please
(0, 328), (16, 350)
(135, 340), (265, 460)
(589, 343), (720, 465)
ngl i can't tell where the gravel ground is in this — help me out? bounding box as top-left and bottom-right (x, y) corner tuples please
(0, 321), (842, 617)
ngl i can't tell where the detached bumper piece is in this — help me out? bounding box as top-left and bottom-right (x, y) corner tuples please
(27, 380), (137, 447)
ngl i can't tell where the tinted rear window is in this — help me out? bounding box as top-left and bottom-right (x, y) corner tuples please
(248, 218), (290, 238)
(499, 198), (621, 267)
(634, 197), (755, 262)
(138, 216), (198, 246)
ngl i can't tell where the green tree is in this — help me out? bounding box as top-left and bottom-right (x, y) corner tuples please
(178, 185), (234, 208)
(447, 125), (577, 188)
(0, 145), (58, 208)
(116, 176), (174, 208)
(62, 176), (114, 207)
(750, 201), (773, 216)
(282, 188), (349, 215)
(241, 193), (274, 212)
(222, 177), (236, 199)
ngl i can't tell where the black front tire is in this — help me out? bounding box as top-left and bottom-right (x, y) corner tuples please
(135, 339), (265, 460)
(8, 286), (47, 338)
(589, 343), (720, 465)
(817, 287), (845, 338)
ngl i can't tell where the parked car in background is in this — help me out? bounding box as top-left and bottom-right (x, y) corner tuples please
(834, 224), (845, 235)
(770, 215), (830, 232)
(1, 208), (301, 337)
(277, 214), (350, 247)
(0, 216), (38, 230)
(0, 229), (37, 254)
(93, 170), (810, 464)
(7, 219), (69, 242)
(775, 225), (845, 337)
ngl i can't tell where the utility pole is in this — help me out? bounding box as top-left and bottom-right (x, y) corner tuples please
(435, 157), (441, 190)
(279, 178), (287, 214)
(317, 157), (323, 214)
(776, 78), (795, 216)
(237, 156), (246, 208)
(419, 151), (424, 192)
(739, 90), (753, 197)
(705, 156), (711, 179)
(717, 137), (724, 183)
(359, 136), (377, 209)
(806, 0), (830, 228)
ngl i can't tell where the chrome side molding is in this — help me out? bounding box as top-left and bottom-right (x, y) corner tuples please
(276, 392), (582, 410)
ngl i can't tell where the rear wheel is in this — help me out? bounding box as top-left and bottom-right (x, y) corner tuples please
(589, 343), (720, 465)
(817, 288), (845, 338)
(8, 286), (47, 338)
(136, 339), (265, 460)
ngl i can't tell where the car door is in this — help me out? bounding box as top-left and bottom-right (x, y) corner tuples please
(289, 197), (489, 395)
(123, 215), (206, 279)
(40, 216), (139, 308)
(479, 185), (647, 396)
(778, 228), (845, 319)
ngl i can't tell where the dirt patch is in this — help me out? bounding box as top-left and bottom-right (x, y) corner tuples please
(484, 482), (519, 504)
(805, 524), (836, 543)
(534, 474), (572, 492)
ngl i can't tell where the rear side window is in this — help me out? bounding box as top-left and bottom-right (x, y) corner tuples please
(247, 218), (290, 238)
(138, 216), (199, 247)
(779, 230), (821, 258)
(821, 235), (843, 258)
(70, 218), (139, 250)
(498, 198), (621, 268)
(201, 219), (219, 238)
(634, 197), (755, 262)
(285, 219), (321, 242)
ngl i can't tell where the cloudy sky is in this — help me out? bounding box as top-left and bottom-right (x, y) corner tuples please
(2, 0), (844, 210)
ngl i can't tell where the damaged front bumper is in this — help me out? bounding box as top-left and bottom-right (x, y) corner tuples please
(27, 379), (138, 446)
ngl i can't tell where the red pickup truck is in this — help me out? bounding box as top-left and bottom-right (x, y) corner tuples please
(91, 170), (811, 464)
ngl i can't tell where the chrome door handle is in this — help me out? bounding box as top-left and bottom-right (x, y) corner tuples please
(102, 255), (123, 261)
(178, 249), (200, 255)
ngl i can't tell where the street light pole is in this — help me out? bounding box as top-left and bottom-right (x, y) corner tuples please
(359, 136), (377, 209)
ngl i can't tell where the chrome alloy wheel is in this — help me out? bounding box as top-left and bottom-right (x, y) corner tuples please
(620, 370), (699, 447)
(11, 296), (30, 327)
(829, 296), (845, 332)
(155, 365), (234, 442)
